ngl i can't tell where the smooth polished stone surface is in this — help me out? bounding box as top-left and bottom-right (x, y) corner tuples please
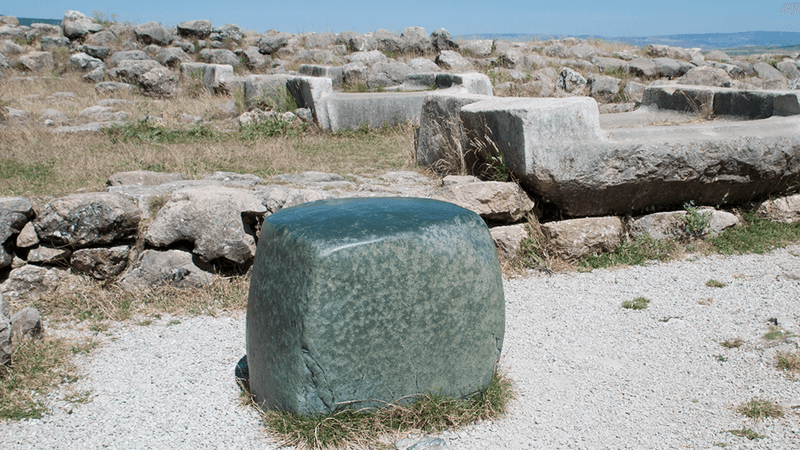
(246, 197), (504, 414)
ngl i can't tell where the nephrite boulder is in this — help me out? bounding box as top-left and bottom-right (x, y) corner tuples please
(246, 197), (505, 415)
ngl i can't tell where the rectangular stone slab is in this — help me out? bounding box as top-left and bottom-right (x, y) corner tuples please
(246, 197), (505, 415)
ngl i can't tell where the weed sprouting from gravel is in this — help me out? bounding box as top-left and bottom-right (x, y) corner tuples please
(728, 428), (765, 440)
(705, 279), (727, 288)
(735, 398), (784, 421)
(720, 338), (743, 348)
(775, 351), (800, 375)
(622, 297), (650, 310)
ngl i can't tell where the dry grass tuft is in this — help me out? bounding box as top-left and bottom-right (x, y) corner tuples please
(29, 274), (250, 324)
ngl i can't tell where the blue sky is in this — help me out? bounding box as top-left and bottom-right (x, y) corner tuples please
(5, 1), (800, 37)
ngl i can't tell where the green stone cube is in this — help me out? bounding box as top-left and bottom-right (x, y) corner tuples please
(246, 197), (505, 415)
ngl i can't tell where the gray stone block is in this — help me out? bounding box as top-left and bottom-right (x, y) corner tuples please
(325, 91), (429, 131)
(247, 197), (505, 415)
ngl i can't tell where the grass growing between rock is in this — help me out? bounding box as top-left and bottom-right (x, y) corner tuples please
(0, 337), (82, 420)
(579, 236), (677, 270)
(248, 371), (512, 450)
(710, 210), (800, 254)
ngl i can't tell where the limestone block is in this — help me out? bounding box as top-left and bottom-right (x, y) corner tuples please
(27, 246), (71, 265)
(71, 246), (131, 280)
(490, 224), (528, 260)
(11, 307), (42, 340)
(145, 186), (266, 265)
(1, 197), (34, 268)
(247, 197), (504, 415)
(757, 194), (800, 223)
(287, 76), (334, 130)
(415, 90), (489, 168)
(541, 217), (623, 261)
(119, 249), (214, 290)
(35, 192), (140, 249)
(459, 97), (603, 180)
(433, 181), (535, 223)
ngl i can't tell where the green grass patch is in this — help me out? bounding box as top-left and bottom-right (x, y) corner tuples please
(706, 279), (727, 288)
(103, 119), (226, 145)
(764, 326), (794, 341)
(0, 158), (56, 195)
(735, 398), (784, 421)
(254, 371), (512, 449)
(622, 297), (650, 310)
(0, 337), (81, 420)
(579, 236), (677, 270)
(710, 210), (800, 254)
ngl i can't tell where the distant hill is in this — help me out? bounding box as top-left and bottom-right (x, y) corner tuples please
(462, 31), (800, 50)
(16, 17), (61, 27)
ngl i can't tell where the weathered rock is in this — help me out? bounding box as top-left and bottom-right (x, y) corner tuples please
(71, 246), (130, 279)
(652, 57), (691, 78)
(400, 27), (432, 54)
(27, 246), (72, 265)
(544, 43), (570, 58)
(17, 51), (55, 72)
(757, 194), (800, 223)
(11, 307), (42, 340)
(374, 29), (402, 53)
(16, 222), (38, 248)
(35, 192), (140, 249)
(119, 249), (214, 290)
(210, 24), (244, 43)
(177, 20), (212, 39)
(85, 30), (117, 47)
(557, 67), (587, 92)
(83, 66), (105, 83)
(156, 47), (190, 68)
(570, 43), (596, 60)
(541, 217), (623, 261)
(107, 171), (188, 186)
(258, 33), (289, 54)
(241, 47), (271, 71)
(0, 265), (65, 300)
(134, 22), (173, 46)
(588, 75), (621, 103)
(69, 52), (105, 72)
(430, 28), (458, 52)
(107, 59), (163, 84)
(247, 197), (504, 415)
(145, 187), (266, 265)
(490, 223), (528, 260)
(108, 50), (149, 67)
(629, 58), (657, 78)
(139, 66), (178, 98)
(678, 66), (732, 87)
(251, 185), (328, 213)
(591, 56), (629, 73)
(461, 39), (493, 58)
(62, 10), (103, 39)
(435, 51), (471, 71)
(1, 197), (34, 268)
(432, 181), (535, 223)
(630, 209), (739, 240)
(201, 48), (240, 66)
(497, 49), (524, 70)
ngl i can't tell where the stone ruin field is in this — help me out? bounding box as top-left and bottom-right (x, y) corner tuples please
(1, 9), (800, 449)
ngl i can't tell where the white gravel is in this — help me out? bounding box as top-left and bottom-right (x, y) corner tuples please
(2, 247), (800, 449)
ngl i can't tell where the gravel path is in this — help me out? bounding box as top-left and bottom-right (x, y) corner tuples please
(2, 247), (800, 449)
